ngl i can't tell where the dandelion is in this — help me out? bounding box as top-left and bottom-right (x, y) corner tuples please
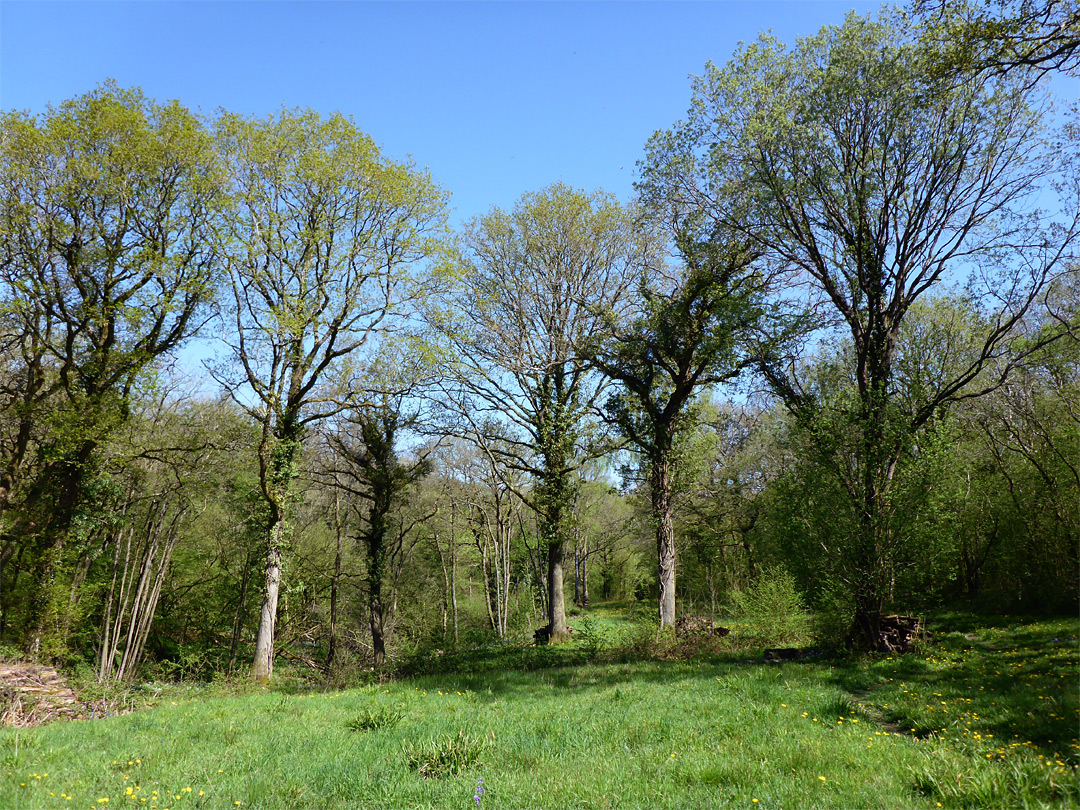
(818, 776), (826, 782)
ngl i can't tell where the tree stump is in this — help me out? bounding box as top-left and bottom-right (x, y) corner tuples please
(875, 615), (926, 653)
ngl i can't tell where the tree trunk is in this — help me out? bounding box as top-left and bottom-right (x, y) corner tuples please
(450, 521), (459, 644)
(228, 547), (253, 674)
(327, 492), (344, 673)
(500, 519), (511, 637)
(581, 549), (589, 608)
(541, 463), (571, 641)
(653, 454), (676, 628)
(848, 376), (900, 651)
(24, 441), (96, 656)
(250, 517), (284, 684)
(573, 536), (582, 607)
(547, 540), (568, 640)
(476, 521), (497, 633)
(436, 530), (449, 639)
(117, 511), (183, 682)
(370, 592), (385, 668)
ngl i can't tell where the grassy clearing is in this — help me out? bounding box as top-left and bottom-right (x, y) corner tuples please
(1, 611), (1076, 810)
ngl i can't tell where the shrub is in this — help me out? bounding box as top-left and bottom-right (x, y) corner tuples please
(812, 578), (856, 650)
(729, 566), (812, 646)
(575, 615), (609, 660)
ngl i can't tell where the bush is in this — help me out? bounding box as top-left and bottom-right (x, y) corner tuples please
(729, 566), (812, 646)
(812, 578), (856, 650)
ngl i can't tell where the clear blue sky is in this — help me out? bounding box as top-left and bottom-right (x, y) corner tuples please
(1, 1), (875, 225)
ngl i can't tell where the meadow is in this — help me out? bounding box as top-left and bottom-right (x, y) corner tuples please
(2, 611), (1077, 810)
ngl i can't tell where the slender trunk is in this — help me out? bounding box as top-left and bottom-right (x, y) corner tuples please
(500, 518), (511, 636)
(327, 491), (344, 672)
(653, 452), (676, 627)
(117, 510), (183, 681)
(97, 523), (129, 681)
(370, 591), (385, 668)
(436, 530), (449, 639)
(450, 522), (459, 644)
(573, 535), (582, 607)
(582, 548), (589, 608)
(476, 519), (497, 633)
(228, 548), (253, 674)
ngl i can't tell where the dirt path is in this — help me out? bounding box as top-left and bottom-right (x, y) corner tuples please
(0, 663), (83, 727)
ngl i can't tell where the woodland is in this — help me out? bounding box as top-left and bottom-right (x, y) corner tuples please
(0, 1), (1077, 692)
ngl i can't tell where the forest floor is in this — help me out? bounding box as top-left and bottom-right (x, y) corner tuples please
(0, 610), (1077, 809)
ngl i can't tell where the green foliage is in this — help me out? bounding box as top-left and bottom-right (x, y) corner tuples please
(812, 578), (857, 651)
(729, 566), (812, 646)
(0, 81), (221, 657)
(574, 614), (611, 660)
(912, 0), (1080, 77)
(642, 2), (1072, 646)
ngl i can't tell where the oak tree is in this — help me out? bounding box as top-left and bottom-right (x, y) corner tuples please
(211, 109), (446, 681)
(428, 184), (655, 641)
(642, 10), (1078, 647)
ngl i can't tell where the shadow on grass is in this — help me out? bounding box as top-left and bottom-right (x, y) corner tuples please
(400, 608), (1078, 767)
(815, 613), (1080, 763)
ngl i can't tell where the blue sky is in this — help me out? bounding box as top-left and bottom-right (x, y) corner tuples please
(1, 1), (875, 226)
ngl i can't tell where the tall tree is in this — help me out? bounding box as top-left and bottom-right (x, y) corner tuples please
(0, 83), (219, 653)
(587, 234), (776, 627)
(324, 395), (432, 669)
(641, 10), (1078, 647)
(211, 109), (446, 682)
(428, 184), (655, 641)
(317, 342), (436, 669)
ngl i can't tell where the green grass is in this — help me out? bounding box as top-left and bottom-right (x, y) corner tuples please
(2, 611), (1077, 809)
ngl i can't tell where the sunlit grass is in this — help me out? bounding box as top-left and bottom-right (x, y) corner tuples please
(1, 612), (1076, 809)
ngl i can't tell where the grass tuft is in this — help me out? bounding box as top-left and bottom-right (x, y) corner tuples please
(345, 705), (404, 732)
(402, 728), (485, 778)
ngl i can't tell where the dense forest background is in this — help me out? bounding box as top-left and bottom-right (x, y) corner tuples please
(1, 2), (1077, 684)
